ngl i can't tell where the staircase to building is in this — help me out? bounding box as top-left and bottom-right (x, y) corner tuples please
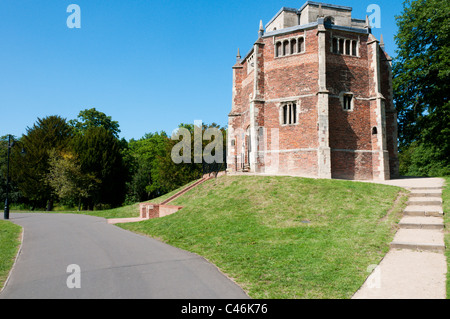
(160, 175), (213, 205)
(108, 172), (224, 224)
(390, 186), (446, 252)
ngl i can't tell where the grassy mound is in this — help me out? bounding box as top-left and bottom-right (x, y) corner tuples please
(119, 175), (407, 299)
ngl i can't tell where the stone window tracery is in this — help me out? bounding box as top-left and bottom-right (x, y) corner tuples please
(332, 36), (358, 57)
(281, 102), (297, 125)
(275, 36), (305, 58)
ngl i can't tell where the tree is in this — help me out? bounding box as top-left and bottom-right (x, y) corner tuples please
(72, 126), (127, 209)
(150, 122), (227, 195)
(69, 108), (121, 138)
(393, 0), (450, 176)
(123, 123), (227, 204)
(124, 132), (169, 203)
(69, 109), (127, 208)
(47, 150), (100, 211)
(13, 116), (73, 210)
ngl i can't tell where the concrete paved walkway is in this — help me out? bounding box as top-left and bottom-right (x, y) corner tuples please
(0, 213), (249, 299)
(353, 177), (447, 299)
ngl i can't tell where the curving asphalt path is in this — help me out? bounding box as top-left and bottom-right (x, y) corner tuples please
(0, 213), (249, 299)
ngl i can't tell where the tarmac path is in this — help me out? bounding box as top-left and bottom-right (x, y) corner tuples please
(0, 213), (249, 299)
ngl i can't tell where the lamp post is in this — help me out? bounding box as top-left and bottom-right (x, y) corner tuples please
(4, 135), (12, 220)
(3, 135), (26, 220)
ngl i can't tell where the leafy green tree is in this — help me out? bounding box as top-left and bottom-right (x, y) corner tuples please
(124, 132), (169, 203)
(13, 116), (73, 210)
(393, 0), (450, 176)
(72, 126), (127, 209)
(69, 108), (121, 138)
(47, 150), (100, 211)
(124, 123), (227, 204)
(150, 122), (227, 196)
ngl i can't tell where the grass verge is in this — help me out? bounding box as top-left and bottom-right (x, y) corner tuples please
(119, 175), (407, 299)
(10, 178), (202, 220)
(0, 220), (22, 291)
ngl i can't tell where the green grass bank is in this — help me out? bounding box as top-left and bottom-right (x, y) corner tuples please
(118, 175), (407, 298)
(0, 220), (22, 291)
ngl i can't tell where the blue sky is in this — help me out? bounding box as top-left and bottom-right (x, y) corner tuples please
(0, 0), (404, 141)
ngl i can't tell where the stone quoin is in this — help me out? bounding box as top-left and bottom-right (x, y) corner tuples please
(227, 1), (399, 180)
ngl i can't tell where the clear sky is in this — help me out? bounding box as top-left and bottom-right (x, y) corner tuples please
(0, 0), (405, 141)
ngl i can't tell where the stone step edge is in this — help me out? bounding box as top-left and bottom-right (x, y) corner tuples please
(407, 200), (442, 206)
(408, 196), (443, 201)
(403, 210), (444, 217)
(398, 222), (444, 230)
(390, 241), (445, 253)
(409, 193), (442, 198)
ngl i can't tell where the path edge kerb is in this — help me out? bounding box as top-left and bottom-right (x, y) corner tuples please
(0, 226), (24, 296)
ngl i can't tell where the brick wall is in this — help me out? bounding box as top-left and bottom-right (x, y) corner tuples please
(139, 203), (183, 219)
(228, 19), (398, 180)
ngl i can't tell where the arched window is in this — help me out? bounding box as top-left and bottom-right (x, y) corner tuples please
(332, 37), (358, 56)
(352, 40), (357, 56)
(292, 103), (297, 124)
(290, 39), (297, 54)
(275, 37), (306, 57)
(342, 94), (353, 111)
(345, 40), (351, 55)
(275, 42), (282, 57)
(298, 37), (305, 53)
(339, 39), (344, 54)
(332, 38), (338, 54)
(281, 102), (297, 125)
(372, 127), (378, 135)
(283, 40), (289, 56)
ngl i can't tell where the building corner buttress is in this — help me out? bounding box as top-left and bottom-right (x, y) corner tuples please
(228, 49), (244, 173)
(317, 17), (331, 179)
(369, 35), (390, 181)
(249, 23), (265, 173)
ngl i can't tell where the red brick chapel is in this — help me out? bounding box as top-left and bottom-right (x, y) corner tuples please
(227, 1), (399, 180)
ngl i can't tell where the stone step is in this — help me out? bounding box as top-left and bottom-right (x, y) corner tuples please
(390, 229), (445, 253)
(409, 189), (442, 198)
(399, 216), (445, 230)
(409, 186), (443, 190)
(407, 197), (443, 206)
(390, 242), (446, 253)
(409, 193), (442, 198)
(404, 205), (444, 217)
